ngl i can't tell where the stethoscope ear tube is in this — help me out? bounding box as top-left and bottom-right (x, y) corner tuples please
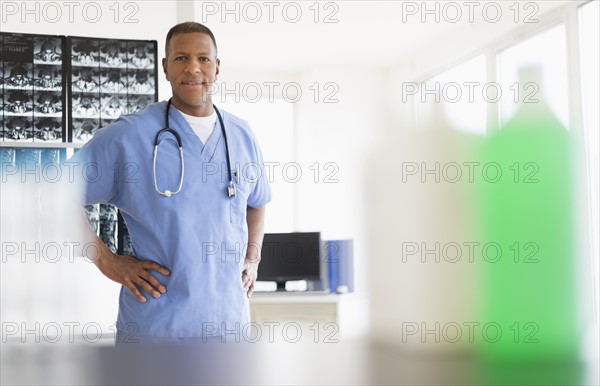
(153, 141), (184, 197)
(214, 105), (235, 198)
(154, 127), (183, 149)
(154, 99), (184, 197)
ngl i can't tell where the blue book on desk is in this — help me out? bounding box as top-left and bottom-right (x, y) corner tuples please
(327, 239), (354, 293)
(327, 241), (339, 293)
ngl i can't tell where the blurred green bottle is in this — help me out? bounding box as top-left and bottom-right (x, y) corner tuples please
(477, 66), (581, 383)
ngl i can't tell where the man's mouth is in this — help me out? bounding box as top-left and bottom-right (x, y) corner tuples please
(181, 80), (205, 86)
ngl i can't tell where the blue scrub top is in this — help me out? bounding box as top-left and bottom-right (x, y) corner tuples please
(74, 101), (271, 340)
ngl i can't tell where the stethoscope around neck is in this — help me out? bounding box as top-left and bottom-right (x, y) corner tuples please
(153, 98), (236, 198)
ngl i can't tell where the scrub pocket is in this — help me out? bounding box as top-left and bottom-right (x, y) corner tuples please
(229, 163), (260, 224)
(229, 179), (251, 224)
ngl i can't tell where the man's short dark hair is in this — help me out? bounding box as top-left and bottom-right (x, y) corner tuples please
(165, 22), (218, 57)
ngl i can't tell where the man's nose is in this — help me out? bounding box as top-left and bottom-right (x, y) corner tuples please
(184, 59), (202, 74)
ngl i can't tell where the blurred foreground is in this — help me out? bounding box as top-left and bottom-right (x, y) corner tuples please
(1, 338), (596, 385)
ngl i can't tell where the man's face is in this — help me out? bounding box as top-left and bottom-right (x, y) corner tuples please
(162, 32), (220, 116)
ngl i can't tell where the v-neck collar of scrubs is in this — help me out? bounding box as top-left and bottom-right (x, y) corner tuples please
(166, 102), (223, 162)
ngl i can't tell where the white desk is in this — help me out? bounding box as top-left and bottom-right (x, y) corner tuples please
(249, 292), (343, 343)
(249, 292), (341, 323)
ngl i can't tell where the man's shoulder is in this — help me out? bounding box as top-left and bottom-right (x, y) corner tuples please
(220, 108), (257, 140)
(77, 101), (165, 156)
(221, 108), (249, 127)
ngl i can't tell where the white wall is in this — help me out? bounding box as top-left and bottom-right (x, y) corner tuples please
(292, 67), (388, 337)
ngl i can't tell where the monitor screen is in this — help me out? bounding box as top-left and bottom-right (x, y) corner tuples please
(258, 232), (321, 285)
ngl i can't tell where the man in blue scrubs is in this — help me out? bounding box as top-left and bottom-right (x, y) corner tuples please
(75, 22), (271, 342)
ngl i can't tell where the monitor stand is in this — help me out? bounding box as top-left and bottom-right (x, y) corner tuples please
(275, 281), (287, 292)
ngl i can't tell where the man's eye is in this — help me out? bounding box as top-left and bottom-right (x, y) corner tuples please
(200, 57), (210, 62)
(175, 56), (186, 61)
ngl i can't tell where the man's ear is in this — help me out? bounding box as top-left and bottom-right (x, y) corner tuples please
(162, 57), (169, 81)
(215, 58), (220, 80)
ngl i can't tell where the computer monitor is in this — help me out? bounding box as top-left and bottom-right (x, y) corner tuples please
(258, 232), (321, 291)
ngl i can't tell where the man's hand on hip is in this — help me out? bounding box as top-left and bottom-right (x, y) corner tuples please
(97, 252), (171, 303)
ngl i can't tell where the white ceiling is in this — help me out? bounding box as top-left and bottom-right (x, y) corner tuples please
(203, 1), (573, 75)
(0, 0), (575, 78)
